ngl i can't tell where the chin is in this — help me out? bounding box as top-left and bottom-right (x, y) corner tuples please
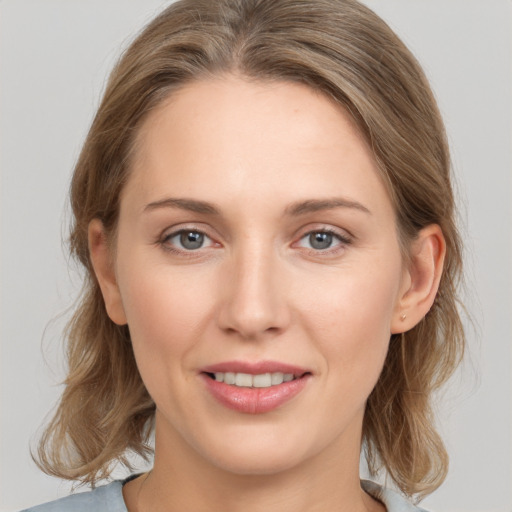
(193, 424), (318, 477)
(209, 447), (307, 476)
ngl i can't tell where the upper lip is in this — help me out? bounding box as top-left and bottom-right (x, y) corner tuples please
(200, 360), (311, 377)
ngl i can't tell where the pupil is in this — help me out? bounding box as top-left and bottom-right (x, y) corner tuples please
(180, 231), (203, 250)
(310, 232), (332, 250)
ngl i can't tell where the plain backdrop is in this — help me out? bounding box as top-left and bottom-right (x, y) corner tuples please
(1, 1), (511, 511)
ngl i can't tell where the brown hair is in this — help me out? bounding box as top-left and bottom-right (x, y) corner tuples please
(36, 0), (464, 500)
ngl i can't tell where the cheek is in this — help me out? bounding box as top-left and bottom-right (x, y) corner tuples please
(116, 261), (216, 375)
(299, 261), (402, 375)
(115, 265), (217, 416)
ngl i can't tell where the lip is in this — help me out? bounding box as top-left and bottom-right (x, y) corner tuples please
(201, 360), (310, 376)
(200, 360), (312, 414)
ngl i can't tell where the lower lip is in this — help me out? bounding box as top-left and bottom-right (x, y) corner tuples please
(201, 374), (311, 414)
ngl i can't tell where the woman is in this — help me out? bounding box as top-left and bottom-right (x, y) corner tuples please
(23, 0), (464, 510)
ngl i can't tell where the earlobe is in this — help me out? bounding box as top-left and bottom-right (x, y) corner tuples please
(88, 219), (127, 325)
(391, 224), (446, 334)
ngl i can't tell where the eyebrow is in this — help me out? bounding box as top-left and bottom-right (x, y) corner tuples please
(285, 198), (371, 216)
(144, 198), (220, 215)
(143, 196), (371, 216)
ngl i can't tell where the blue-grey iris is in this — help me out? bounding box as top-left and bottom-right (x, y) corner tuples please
(180, 231), (204, 250)
(309, 232), (333, 250)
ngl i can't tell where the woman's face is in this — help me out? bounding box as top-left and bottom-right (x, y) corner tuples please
(97, 76), (411, 475)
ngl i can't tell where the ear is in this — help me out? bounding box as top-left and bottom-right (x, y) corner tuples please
(391, 224), (446, 334)
(88, 219), (127, 325)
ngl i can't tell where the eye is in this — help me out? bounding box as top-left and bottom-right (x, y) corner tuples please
(306, 232), (335, 250)
(296, 230), (350, 252)
(163, 229), (214, 251)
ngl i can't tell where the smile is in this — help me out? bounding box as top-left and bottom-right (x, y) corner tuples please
(200, 362), (311, 414)
(210, 372), (296, 388)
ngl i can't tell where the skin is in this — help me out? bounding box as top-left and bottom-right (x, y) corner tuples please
(89, 76), (445, 512)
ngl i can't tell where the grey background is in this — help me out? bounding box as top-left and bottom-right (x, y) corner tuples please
(1, 1), (511, 511)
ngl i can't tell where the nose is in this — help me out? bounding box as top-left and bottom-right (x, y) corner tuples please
(216, 242), (290, 340)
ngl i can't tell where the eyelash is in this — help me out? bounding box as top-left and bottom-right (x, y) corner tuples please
(159, 228), (216, 256)
(158, 227), (352, 256)
(295, 228), (352, 255)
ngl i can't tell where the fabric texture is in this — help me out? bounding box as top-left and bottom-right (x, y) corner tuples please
(21, 477), (428, 511)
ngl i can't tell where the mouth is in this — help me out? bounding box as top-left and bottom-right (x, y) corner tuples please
(200, 362), (312, 414)
(204, 371), (306, 388)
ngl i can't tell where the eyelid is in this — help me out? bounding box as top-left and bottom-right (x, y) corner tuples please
(166, 229), (214, 246)
(292, 225), (353, 254)
(298, 229), (350, 245)
(156, 223), (352, 256)
(295, 223), (353, 242)
(158, 224), (221, 254)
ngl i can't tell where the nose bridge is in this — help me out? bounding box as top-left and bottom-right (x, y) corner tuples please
(218, 236), (289, 339)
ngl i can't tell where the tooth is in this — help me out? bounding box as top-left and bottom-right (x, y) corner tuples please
(253, 373), (272, 388)
(235, 373), (253, 387)
(271, 372), (284, 385)
(214, 371), (298, 387)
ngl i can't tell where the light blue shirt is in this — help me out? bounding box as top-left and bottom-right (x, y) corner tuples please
(21, 478), (428, 511)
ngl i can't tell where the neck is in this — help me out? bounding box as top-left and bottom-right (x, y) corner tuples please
(126, 413), (384, 512)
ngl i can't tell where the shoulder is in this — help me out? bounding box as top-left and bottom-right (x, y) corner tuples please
(361, 480), (429, 512)
(20, 480), (127, 512)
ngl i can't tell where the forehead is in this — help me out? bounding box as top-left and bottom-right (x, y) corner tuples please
(123, 75), (392, 220)
(132, 75), (373, 166)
